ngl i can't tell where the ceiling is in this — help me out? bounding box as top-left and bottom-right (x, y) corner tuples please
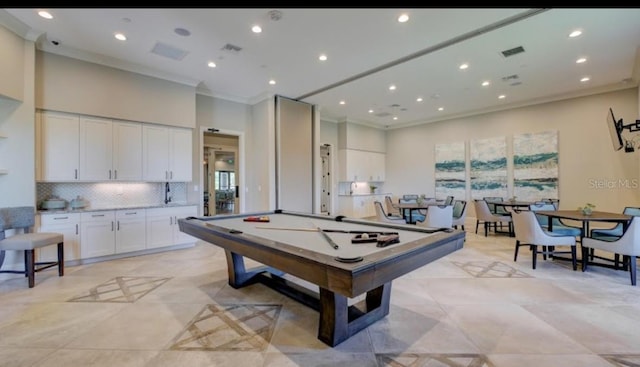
(2, 8), (640, 129)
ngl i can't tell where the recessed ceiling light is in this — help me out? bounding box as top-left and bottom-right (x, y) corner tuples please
(38, 10), (53, 19)
(389, 85), (396, 91)
(438, 107), (444, 111)
(569, 30), (582, 38)
(416, 97), (423, 102)
(482, 81), (490, 87)
(174, 27), (191, 37)
(114, 33), (127, 41)
(339, 100), (346, 105)
(252, 25), (262, 33)
(393, 116), (398, 120)
(318, 54), (327, 61)
(459, 63), (469, 70)
(207, 61), (216, 68)
(576, 57), (587, 64)
(498, 94), (506, 99)
(368, 109), (374, 113)
(269, 79), (276, 85)
(580, 77), (590, 82)
(398, 14), (409, 23)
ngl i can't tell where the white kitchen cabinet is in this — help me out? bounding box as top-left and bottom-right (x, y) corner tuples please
(146, 205), (197, 249)
(80, 211), (116, 258)
(337, 194), (386, 218)
(113, 121), (143, 181)
(41, 111), (80, 181)
(37, 213), (81, 262)
(142, 125), (192, 182)
(115, 209), (146, 253)
(338, 149), (385, 182)
(79, 116), (113, 181)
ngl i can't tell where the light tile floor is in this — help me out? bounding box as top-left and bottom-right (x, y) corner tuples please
(1, 219), (639, 367)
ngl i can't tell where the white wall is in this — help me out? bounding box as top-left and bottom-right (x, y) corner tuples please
(385, 88), (640, 214)
(0, 24), (24, 101)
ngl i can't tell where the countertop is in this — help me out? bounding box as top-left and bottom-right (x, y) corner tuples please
(37, 202), (197, 215)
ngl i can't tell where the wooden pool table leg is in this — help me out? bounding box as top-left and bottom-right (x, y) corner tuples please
(225, 251), (283, 288)
(318, 282), (392, 347)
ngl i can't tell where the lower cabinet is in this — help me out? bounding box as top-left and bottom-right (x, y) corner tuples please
(115, 209), (146, 253)
(81, 211), (116, 258)
(146, 205), (197, 249)
(37, 205), (196, 262)
(338, 194), (387, 218)
(37, 212), (81, 262)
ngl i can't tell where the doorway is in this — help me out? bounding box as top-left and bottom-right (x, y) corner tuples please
(201, 130), (242, 216)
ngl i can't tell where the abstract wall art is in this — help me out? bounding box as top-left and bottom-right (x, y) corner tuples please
(470, 136), (507, 199)
(435, 142), (466, 200)
(513, 130), (558, 201)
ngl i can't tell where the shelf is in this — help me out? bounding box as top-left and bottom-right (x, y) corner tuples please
(0, 169), (8, 175)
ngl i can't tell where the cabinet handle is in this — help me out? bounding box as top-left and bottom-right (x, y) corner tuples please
(92, 214), (105, 217)
(75, 169), (78, 179)
(117, 221), (120, 231)
(170, 171), (173, 179)
(111, 221), (114, 231)
(165, 171), (169, 180)
(53, 216), (68, 220)
(75, 224), (78, 235)
(124, 212), (136, 215)
(109, 170), (112, 179)
(114, 170), (117, 180)
(170, 216), (173, 225)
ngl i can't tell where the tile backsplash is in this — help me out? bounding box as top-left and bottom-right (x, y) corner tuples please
(36, 182), (187, 210)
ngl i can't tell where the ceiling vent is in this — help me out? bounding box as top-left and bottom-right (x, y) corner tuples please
(221, 43), (242, 54)
(501, 74), (519, 82)
(501, 46), (525, 58)
(150, 42), (189, 61)
(374, 112), (391, 117)
(510, 81), (522, 86)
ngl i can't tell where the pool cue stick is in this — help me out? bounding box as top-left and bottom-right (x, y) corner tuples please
(316, 226), (340, 250)
(254, 226), (398, 235)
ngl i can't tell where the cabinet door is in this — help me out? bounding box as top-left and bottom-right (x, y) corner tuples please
(41, 112), (79, 181)
(169, 128), (192, 182)
(80, 212), (115, 258)
(113, 121), (142, 181)
(115, 209), (146, 253)
(79, 116), (113, 181)
(146, 213), (174, 249)
(38, 213), (81, 262)
(142, 125), (170, 181)
(370, 152), (386, 181)
(172, 205), (197, 244)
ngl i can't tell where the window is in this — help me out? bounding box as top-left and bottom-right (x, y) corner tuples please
(215, 171), (235, 191)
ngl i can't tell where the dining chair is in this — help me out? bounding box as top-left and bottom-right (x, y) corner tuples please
(384, 195), (401, 217)
(452, 200), (468, 230)
(444, 195), (455, 206)
(473, 199), (513, 237)
(483, 196), (509, 215)
(511, 210), (577, 270)
(541, 198), (560, 210)
(374, 201), (407, 224)
(416, 205), (453, 229)
(590, 206), (640, 240)
(529, 203), (582, 237)
(0, 206), (65, 288)
(582, 217), (640, 285)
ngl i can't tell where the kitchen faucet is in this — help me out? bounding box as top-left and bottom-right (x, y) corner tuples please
(164, 182), (172, 204)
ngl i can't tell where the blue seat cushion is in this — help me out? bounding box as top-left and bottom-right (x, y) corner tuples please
(547, 225), (581, 237)
(591, 225), (623, 237)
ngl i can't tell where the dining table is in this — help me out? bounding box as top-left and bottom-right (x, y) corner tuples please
(535, 209), (633, 268)
(485, 200), (535, 212)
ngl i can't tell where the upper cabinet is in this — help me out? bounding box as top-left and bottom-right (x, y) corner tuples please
(41, 111), (80, 181)
(339, 149), (385, 182)
(39, 110), (189, 182)
(142, 125), (192, 182)
(79, 117), (143, 181)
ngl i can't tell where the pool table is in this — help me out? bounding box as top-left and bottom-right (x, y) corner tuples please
(178, 209), (465, 347)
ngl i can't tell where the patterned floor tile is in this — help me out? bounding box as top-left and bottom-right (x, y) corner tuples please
(169, 303), (281, 351)
(67, 276), (171, 303)
(376, 353), (494, 367)
(452, 261), (532, 278)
